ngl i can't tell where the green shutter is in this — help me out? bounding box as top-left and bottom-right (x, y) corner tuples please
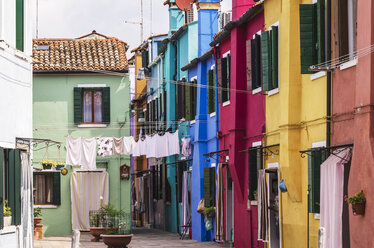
(217, 59), (223, 103)
(73, 87), (83, 124)
(254, 35), (262, 89)
(221, 58), (228, 102)
(271, 26), (279, 89)
(204, 167), (216, 208)
(16, 0), (24, 51)
(308, 150), (326, 213)
(0, 148), (3, 229)
(8, 150), (15, 225)
(207, 70), (215, 114)
(102, 87), (111, 124)
(261, 31), (272, 91)
(317, 0), (325, 64)
(300, 4), (317, 74)
(248, 150), (258, 201)
(14, 150), (21, 225)
(53, 172), (61, 205)
(185, 82), (191, 121)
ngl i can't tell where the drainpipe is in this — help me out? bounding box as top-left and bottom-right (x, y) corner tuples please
(172, 41), (178, 123)
(326, 0), (332, 149)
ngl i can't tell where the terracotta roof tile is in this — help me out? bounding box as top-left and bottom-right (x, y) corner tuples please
(33, 31), (129, 72)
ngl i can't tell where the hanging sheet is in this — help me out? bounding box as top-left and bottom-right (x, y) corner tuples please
(70, 171), (109, 230)
(81, 138), (96, 170)
(258, 169), (269, 241)
(215, 163), (224, 241)
(66, 136), (82, 166)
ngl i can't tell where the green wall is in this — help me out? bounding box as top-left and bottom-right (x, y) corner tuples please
(33, 74), (131, 236)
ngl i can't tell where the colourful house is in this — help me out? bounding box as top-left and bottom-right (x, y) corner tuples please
(32, 31), (132, 236)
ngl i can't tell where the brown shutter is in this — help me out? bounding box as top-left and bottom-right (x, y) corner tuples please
(246, 40), (252, 91)
(217, 58), (223, 103)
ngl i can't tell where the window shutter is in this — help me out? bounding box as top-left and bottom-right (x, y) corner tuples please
(73, 87), (83, 124)
(207, 70), (215, 114)
(163, 90), (167, 128)
(261, 31), (272, 91)
(246, 40), (252, 90)
(226, 54), (231, 101)
(177, 162), (184, 203)
(254, 35), (262, 89)
(316, 0), (325, 64)
(102, 87), (111, 124)
(308, 150), (326, 213)
(204, 167), (216, 208)
(221, 57), (228, 102)
(251, 39), (258, 89)
(271, 26), (279, 89)
(53, 172), (61, 205)
(192, 80), (197, 118)
(14, 150), (21, 225)
(217, 59), (223, 103)
(165, 178), (171, 203)
(185, 82), (191, 121)
(0, 148), (3, 229)
(248, 150), (258, 201)
(16, 0), (24, 51)
(142, 51), (149, 68)
(300, 4), (317, 74)
(177, 82), (183, 120)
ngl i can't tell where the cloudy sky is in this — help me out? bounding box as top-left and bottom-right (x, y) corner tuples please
(37, 0), (170, 56)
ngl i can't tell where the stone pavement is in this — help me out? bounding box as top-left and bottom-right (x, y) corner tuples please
(34, 228), (232, 248)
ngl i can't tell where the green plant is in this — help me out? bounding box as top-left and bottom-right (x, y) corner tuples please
(4, 200), (11, 216)
(345, 191), (366, 204)
(203, 207), (215, 218)
(34, 207), (42, 218)
(253, 190), (257, 195)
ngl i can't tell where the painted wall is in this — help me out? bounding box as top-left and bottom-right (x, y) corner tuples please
(33, 74), (131, 236)
(264, 0), (327, 247)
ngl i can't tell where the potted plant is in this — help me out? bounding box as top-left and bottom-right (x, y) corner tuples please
(345, 191), (366, 216)
(34, 207), (43, 226)
(253, 190), (258, 201)
(41, 160), (54, 170)
(55, 162), (65, 170)
(202, 207), (215, 219)
(4, 200), (12, 227)
(89, 208), (107, 242)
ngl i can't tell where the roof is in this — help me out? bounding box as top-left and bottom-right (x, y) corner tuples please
(210, 2), (264, 47)
(33, 30), (129, 73)
(181, 48), (214, 71)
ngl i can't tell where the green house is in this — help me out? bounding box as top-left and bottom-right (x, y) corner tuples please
(32, 31), (132, 236)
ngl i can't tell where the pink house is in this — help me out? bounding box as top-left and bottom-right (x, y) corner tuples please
(210, 1), (265, 247)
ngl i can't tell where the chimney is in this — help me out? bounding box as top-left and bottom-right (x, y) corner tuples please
(232, 0), (255, 21)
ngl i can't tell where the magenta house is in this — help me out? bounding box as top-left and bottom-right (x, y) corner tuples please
(210, 1), (265, 248)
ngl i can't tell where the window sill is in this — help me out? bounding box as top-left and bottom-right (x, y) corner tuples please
(314, 213), (320, 219)
(209, 112), (216, 117)
(78, 124), (107, 128)
(0, 226), (17, 235)
(268, 88), (279, 96)
(340, 59), (358, 70)
(222, 101), (230, 107)
(252, 87), (262, 95)
(34, 204), (58, 209)
(310, 71), (326, 81)
(190, 120), (196, 124)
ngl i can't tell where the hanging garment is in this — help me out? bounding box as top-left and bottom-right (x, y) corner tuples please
(132, 139), (141, 157)
(167, 130), (180, 156)
(155, 134), (169, 158)
(71, 171), (109, 230)
(146, 135), (157, 158)
(215, 163), (224, 241)
(66, 136), (82, 166)
(113, 137), (124, 155)
(123, 136), (135, 155)
(258, 169), (269, 242)
(97, 137), (113, 157)
(139, 137), (147, 156)
(81, 138), (97, 170)
(139, 176), (145, 213)
(320, 148), (352, 248)
(182, 171), (189, 228)
(181, 137), (191, 157)
(20, 152), (33, 248)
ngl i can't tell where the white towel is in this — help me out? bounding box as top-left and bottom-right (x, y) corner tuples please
(155, 134), (169, 158)
(113, 137), (124, 155)
(146, 135), (157, 158)
(66, 136), (82, 166)
(123, 137), (135, 155)
(132, 140), (141, 157)
(81, 138), (96, 170)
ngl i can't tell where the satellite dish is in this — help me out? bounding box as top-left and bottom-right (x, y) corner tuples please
(175, 0), (193, 11)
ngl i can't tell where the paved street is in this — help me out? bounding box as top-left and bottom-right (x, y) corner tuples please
(34, 228), (231, 248)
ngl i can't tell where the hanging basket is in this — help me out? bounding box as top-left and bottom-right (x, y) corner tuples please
(352, 202), (365, 216)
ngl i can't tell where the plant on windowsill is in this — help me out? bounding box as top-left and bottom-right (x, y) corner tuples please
(345, 191), (366, 216)
(34, 207), (43, 226)
(4, 200), (12, 227)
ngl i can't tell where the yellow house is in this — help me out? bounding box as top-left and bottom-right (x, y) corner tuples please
(261, 0), (327, 247)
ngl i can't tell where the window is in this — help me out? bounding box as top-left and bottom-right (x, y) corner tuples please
(248, 149), (263, 201)
(177, 161), (185, 203)
(74, 87), (110, 125)
(16, 0), (24, 51)
(185, 79), (197, 121)
(299, 0), (325, 74)
(176, 80), (186, 121)
(217, 54), (231, 103)
(204, 167), (216, 207)
(33, 172), (61, 205)
(142, 50), (149, 68)
(308, 149), (327, 213)
(207, 69), (216, 114)
(152, 163), (163, 200)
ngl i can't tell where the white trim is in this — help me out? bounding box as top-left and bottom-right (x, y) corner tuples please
(180, 76), (186, 81)
(181, 157), (186, 160)
(253, 30), (262, 39)
(34, 205), (58, 209)
(314, 213), (321, 219)
(312, 141), (326, 148)
(310, 71), (326, 81)
(252, 87), (262, 95)
(0, 226), (17, 234)
(223, 100), (230, 107)
(191, 76), (197, 81)
(211, 65), (215, 70)
(250, 200), (258, 205)
(74, 168), (106, 172)
(268, 88), (279, 96)
(252, 141), (262, 147)
(222, 51), (230, 58)
(190, 120), (196, 124)
(269, 21), (279, 29)
(78, 84), (106, 88)
(77, 124), (107, 128)
(339, 59), (358, 70)
(312, 0), (317, 3)
(209, 112), (216, 117)
(267, 162), (279, 169)
(211, 163), (216, 168)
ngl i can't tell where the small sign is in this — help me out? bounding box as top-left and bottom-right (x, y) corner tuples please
(120, 164), (130, 180)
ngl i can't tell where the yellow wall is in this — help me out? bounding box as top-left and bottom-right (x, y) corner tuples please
(263, 0), (327, 247)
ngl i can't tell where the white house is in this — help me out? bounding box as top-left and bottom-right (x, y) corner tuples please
(0, 0), (34, 247)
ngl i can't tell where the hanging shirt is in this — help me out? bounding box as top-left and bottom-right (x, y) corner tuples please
(132, 139), (141, 157)
(97, 137), (113, 157)
(167, 130), (180, 156)
(81, 137), (97, 170)
(113, 137), (124, 155)
(122, 136), (135, 155)
(155, 134), (169, 158)
(181, 137), (191, 157)
(146, 135), (157, 158)
(139, 137), (147, 156)
(66, 136), (82, 166)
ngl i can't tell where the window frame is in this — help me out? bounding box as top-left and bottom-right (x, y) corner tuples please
(82, 88), (103, 124)
(222, 51), (231, 104)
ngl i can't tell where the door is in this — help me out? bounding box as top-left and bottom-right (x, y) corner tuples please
(226, 168), (234, 242)
(268, 170), (280, 248)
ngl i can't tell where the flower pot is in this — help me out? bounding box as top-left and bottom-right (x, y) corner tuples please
(4, 216), (12, 227)
(42, 163), (52, 170)
(34, 217), (43, 226)
(56, 165), (64, 170)
(352, 202), (365, 216)
(89, 227), (108, 242)
(100, 234), (133, 248)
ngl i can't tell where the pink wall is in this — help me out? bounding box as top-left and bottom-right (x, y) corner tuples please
(219, 10), (265, 248)
(232, 0), (256, 21)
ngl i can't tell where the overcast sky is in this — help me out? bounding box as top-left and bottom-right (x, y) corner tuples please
(37, 0), (170, 57)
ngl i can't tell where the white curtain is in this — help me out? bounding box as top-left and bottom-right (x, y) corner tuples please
(94, 91), (102, 122)
(320, 148), (352, 248)
(83, 91), (92, 123)
(258, 169), (269, 241)
(19, 152), (33, 248)
(70, 171), (109, 230)
(182, 171), (189, 227)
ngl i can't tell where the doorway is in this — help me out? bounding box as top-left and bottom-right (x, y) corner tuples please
(267, 166), (280, 248)
(225, 167), (234, 242)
